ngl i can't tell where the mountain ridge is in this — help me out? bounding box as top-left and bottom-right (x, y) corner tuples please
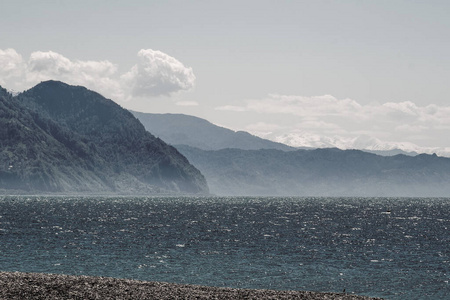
(3, 81), (449, 197)
(132, 111), (425, 157)
(131, 111), (295, 151)
(176, 145), (450, 197)
(271, 132), (449, 157)
(0, 81), (208, 194)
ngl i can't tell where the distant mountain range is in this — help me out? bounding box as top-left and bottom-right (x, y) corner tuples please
(2, 81), (450, 197)
(0, 81), (208, 194)
(176, 145), (450, 197)
(134, 112), (450, 197)
(131, 112), (421, 157)
(270, 131), (450, 157)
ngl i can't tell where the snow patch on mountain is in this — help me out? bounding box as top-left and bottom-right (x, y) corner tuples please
(268, 132), (450, 157)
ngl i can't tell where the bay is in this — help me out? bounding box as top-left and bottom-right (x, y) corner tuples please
(0, 196), (448, 299)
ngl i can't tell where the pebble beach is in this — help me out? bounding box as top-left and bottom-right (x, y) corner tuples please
(0, 272), (383, 300)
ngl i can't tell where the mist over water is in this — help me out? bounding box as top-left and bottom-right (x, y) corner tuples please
(0, 196), (448, 299)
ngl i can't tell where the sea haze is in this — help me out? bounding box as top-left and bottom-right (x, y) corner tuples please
(0, 196), (448, 299)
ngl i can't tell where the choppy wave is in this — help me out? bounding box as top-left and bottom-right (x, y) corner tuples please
(0, 196), (448, 299)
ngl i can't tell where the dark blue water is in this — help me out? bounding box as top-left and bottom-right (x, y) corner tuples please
(0, 196), (448, 299)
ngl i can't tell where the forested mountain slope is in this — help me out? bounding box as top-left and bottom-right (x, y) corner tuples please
(177, 145), (450, 197)
(0, 81), (208, 194)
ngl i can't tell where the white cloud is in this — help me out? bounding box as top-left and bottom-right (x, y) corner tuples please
(269, 130), (450, 157)
(0, 48), (196, 101)
(121, 49), (195, 98)
(394, 124), (427, 133)
(244, 94), (363, 117)
(0, 48), (26, 87)
(228, 93), (450, 150)
(24, 51), (123, 100)
(28, 51), (73, 75)
(382, 101), (418, 116)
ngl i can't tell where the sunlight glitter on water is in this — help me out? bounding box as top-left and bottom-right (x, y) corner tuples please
(0, 196), (449, 299)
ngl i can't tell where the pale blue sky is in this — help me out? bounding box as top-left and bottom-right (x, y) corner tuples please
(1, 0), (450, 152)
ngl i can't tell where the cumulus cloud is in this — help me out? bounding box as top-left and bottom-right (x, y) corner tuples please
(28, 51), (118, 78)
(122, 49), (195, 98)
(23, 51), (123, 100)
(0, 48), (196, 101)
(222, 93), (450, 151)
(0, 48), (26, 87)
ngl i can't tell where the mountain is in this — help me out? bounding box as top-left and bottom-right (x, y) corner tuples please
(364, 149), (419, 156)
(272, 132), (450, 157)
(130, 110), (450, 197)
(131, 111), (295, 151)
(131, 112), (427, 157)
(0, 81), (208, 194)
(176, 145), (450, 197)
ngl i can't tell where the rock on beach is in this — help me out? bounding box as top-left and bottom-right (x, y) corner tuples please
(0, 271), (383, 300)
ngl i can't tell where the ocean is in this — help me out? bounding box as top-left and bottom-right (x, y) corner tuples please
(0, 196), (448, 299)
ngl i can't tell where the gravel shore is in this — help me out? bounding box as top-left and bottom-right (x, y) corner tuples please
(0, 272), (383, 299)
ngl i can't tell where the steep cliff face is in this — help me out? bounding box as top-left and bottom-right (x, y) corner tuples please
(0, 81), (209, 194)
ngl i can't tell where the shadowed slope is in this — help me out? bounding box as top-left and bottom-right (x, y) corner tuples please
(0, 81), (208, 194)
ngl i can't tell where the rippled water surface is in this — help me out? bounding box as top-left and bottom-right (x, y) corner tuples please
(0, 196), (449, 299)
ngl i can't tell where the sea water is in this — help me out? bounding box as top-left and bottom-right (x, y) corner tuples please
(0, 196), (448, 299)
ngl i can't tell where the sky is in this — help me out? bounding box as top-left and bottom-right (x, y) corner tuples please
(1, 0), (450, 154)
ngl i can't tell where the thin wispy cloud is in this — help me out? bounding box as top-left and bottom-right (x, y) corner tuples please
(218, 94), (450, 154)
(2, 47), (449, 155)
(0, 48), (196, 101)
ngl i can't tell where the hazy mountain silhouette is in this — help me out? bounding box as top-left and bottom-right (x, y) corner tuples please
(0, 81), (208, 194)
(131, 111), (295, 151)
(364, 149), (419, 156)
(131, 110), (450, 197)
(3, 81), (447, 197)
(176, 145), (450, 197)
(131, 111), (422, 157)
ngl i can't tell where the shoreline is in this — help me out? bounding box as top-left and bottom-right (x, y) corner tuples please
(0, 271), (383, 299)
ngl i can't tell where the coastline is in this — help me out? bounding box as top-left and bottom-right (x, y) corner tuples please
(0, 272), (383, 299)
